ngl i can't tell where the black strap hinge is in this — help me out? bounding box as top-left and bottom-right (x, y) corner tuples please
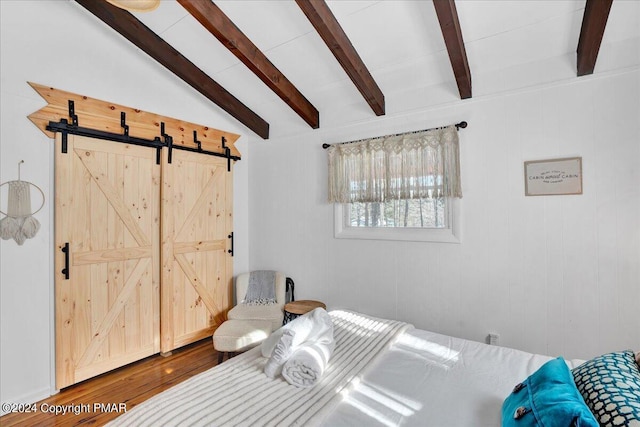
(161, 122), (173, 164)
(58, 119), (69, 154)
(221, 136), (232, 172)
(154, 137), (162, 165)
(68, 100), (78, 126)
(120, 112), (129, 137)
(193, 130), (202, 152)
(60, 99), (79, 154)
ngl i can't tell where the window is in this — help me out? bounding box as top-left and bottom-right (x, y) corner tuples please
(328, 125), (462, 243)
(348, 197), (446, 228)
(334, 198), (460, 243)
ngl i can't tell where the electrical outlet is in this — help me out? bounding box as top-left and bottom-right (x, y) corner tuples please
(488, 333), (500, 345)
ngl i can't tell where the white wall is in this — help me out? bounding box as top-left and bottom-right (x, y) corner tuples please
(248, 68), (640, 361)
(0, 1), (250, 408)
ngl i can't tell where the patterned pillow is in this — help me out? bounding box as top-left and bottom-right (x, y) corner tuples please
(572, 350), (640, 427)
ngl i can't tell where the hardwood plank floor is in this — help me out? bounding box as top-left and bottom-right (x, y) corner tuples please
(0, 338), (220, 426)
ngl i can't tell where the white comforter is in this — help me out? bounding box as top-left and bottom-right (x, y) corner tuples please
(110, 311), (584, 427)
(322, 328), (584, 427)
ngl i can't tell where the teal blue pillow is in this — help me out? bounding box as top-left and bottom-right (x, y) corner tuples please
(572, 350), (640, 427)
(502, 357), (598, 427)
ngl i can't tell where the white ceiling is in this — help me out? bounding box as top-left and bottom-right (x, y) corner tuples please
(124, 1), (639, 139)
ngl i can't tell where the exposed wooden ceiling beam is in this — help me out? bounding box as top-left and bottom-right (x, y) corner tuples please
(178, 0), (319, 129)
(295, 0), (385, 116)
(432, 0), (472, 99)
(577, 0), (613, 76)
(75, 0), (270, 139)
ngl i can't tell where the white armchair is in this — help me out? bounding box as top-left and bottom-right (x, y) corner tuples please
(227, 271), (287, 331)
(213, 271), (294, 363)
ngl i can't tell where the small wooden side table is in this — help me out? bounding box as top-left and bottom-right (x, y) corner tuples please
(283, 300), (326, 324)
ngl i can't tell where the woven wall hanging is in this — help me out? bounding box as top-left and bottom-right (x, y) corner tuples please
(0, 161), (45, 245)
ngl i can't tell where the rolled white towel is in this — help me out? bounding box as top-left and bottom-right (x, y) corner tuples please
(261, 307), (333, 358)
(282, 340), (335, 388)
(264, 329), (295, 378)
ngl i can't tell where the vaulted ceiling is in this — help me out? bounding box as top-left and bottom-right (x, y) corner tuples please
(73, 0), (638, 140)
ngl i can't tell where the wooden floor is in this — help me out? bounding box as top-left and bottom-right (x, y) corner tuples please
(0, 338), (220, 426)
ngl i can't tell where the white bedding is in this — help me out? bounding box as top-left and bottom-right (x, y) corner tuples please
(110, 311), (584, 426)
(110, 310), (411, 427)
(323, 328), (584, 427)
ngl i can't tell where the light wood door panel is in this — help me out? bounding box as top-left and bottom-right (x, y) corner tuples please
(55, 134), (160, 389)
(161, 150), (233, 352)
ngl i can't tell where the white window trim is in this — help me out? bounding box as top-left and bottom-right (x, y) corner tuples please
(334, 198), (461, 243)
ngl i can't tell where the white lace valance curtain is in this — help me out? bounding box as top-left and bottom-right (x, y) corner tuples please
(327, 125), (462, 203)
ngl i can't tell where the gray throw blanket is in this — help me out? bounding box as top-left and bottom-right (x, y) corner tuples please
(243, 270), (277, 305)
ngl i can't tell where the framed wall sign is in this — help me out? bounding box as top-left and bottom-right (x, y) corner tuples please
(524, 157), (582, 196)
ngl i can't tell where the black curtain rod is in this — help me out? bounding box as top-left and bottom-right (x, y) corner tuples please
(322, 121), (467, 149)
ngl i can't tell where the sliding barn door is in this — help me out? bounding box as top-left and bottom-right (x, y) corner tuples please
(55, 134), (160, 389)
(161, 151), (233, 353)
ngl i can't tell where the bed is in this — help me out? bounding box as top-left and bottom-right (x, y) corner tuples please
(110, 310), (640, 426)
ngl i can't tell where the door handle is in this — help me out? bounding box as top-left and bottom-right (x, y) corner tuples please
(61, 242), (70, 280)
(227, 232), (234, 257)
